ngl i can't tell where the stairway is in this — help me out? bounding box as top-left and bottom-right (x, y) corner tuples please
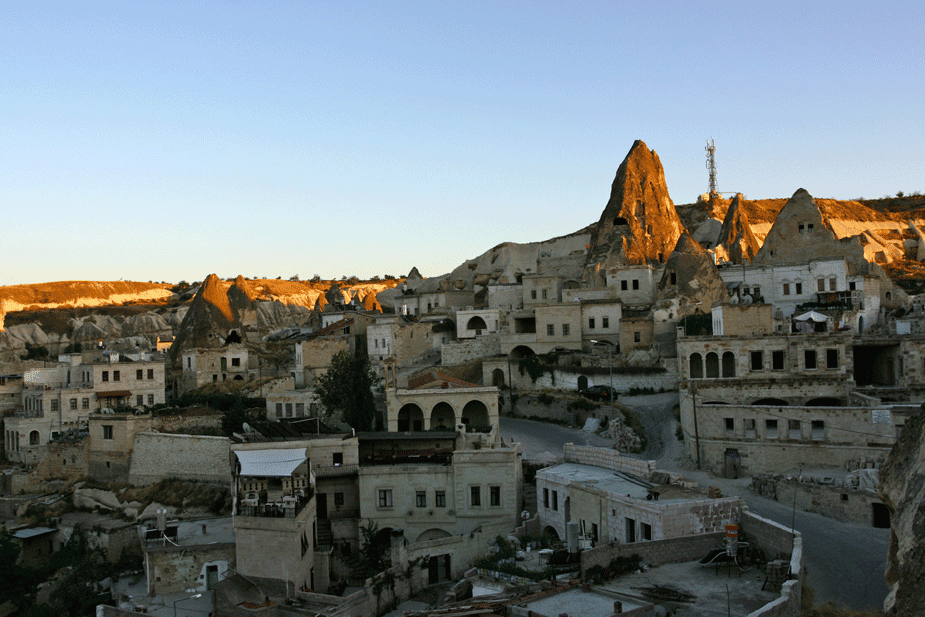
(316, 518), (333, 549)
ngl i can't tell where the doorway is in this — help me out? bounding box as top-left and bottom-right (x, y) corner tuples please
(872, 502), (890, 528)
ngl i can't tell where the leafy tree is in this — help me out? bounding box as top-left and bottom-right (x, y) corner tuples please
(315, 351), (378, 430)
(0, 527), (31, 605)
(22, 344), (50, 360)
(62, 342), (82, 354)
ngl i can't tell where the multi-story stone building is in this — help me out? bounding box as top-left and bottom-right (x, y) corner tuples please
(179, 345), (251, 392)
(4, 352), (165, 464)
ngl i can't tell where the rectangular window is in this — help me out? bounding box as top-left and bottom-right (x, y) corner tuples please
(70, 398), (77, 411)
(187, 357), (192, 368)
(795, 282), (803, 295)
(275, 403), (283, 416)
(789, 419), (801, 440)
(147, 394), (154, 405)
(334, 492), (344, 506)
(805, 350), (817, 370)
(783, 283), (790, 296)
(562, 324), (570, 336)
(725, 418), (734, 435)
(830, 277), (837, 291)
(82, 398), (90, 410)
(490, 486), (501, 507)
(750, 351), (763, 370)
(811, 420), (826, 441)
(543, 488), (549, 508)
(148, 369), (154, 380)
(137, 395), (144, 407)
(470, 486), (481, 507)
(772, 350), (785, 370)
(378, 489), (393, 508)
(826, 349), (839, 369)
(333, 452), (343, 466)
(632, 279), (639, 290)
(102, 425), (113, 440)
(435, 490), (446, 507)
(531, 290), (537, 300)
(641, 523), (652, 541)
(102, 371), (109, 382)
(817, 279), (825, 292)
(849, 281), (856, 291)
(621, 280), (628, 291)
(744, 418), (756, 438)
(589, 317), (595, 329)
(137, 369), (143, 380)
(552, 490), (558, 511)
(285, 403), (293, 417)
(602, 317), (609, 329)
(634, 332), (641, 343)
(416, 491), (427, 508)
(765, 419), (779, 439)
(113, 371), (120, 381)
(547, 324), (555, 336)
(541, 289), (547, 299)
(231, 357), (240, 367)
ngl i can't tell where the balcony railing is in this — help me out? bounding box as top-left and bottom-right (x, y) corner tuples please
(313, 464), (359, 477)
(237, 488), (314, 519)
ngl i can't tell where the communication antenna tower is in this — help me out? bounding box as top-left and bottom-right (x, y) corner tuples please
(705, 139), (717, 195)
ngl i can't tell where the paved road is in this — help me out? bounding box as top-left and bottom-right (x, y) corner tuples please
(500, 395), (890, 612)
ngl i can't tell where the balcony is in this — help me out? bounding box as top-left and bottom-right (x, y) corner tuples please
(313, 463), (359, 477)
(237, 488), (314, 519)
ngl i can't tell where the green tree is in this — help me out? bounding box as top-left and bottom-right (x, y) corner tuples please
(22, 344), (50, 360)
(62, 342), (82, 354)
(315, 351), (378, 430)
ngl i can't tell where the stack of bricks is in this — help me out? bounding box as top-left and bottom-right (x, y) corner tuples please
(563, 443), (656, 478)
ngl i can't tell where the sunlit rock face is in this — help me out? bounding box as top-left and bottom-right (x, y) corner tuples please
(879, 405), (925, 615)
(716, 193), (760, 264)
(584, 140), (686, 284)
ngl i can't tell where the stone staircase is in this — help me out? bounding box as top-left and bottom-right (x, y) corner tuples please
(316, 518), (333, 549)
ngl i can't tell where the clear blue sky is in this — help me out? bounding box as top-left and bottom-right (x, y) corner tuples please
(2, 1), (922, 286)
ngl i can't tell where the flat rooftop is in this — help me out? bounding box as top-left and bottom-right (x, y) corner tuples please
(539, 462), (705, 504)
(142, 516), (235, 547)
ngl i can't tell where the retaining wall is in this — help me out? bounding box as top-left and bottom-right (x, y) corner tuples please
(563, 443), (656, 477)
(128, 432), (230, 485)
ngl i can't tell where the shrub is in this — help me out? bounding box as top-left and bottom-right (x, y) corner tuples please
(537, 392), (554, 405)
(567, 397), (598, 413)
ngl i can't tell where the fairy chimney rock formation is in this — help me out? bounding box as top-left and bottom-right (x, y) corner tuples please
(656, 232), (729, 314)
(716, 193), (760, 264)
(168, 274), (243, 363)
(585, 140), (686, 283)
(753, 189), (865, 268)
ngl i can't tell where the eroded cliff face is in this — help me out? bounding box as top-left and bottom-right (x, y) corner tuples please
(715, 193), (760, 264)
(879, 405), (925, 615)
(584, 140), (686, 283)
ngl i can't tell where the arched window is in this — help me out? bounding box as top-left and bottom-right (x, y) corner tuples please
(722, 352), (736, 377)
(689, 353), (703, 379)
(705, 352), (720, 378)
(29, 430), (40, 446)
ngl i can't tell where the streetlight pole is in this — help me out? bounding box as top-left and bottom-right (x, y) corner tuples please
(173, 593), (202, 617)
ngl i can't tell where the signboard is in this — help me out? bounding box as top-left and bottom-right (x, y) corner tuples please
(725, 524), (738, 539)
(872, 409), (892, 424)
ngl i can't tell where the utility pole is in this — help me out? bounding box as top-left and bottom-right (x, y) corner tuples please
(691, 381), (701, 469)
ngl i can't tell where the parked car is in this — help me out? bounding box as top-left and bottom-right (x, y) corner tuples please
(579, 385), (618, 402)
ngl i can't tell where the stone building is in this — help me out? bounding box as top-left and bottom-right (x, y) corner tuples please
(4, 352), (165, 464)
(140, 515), (235, 595)
(537, 445), (740, 546)
(676, 327), (921, 475)
(367, 317), (449, 367)
(179, 344), (251, 392)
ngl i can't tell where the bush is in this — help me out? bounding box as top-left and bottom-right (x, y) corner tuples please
(567, 397), (599, 413)
(586, 554), (642, 584)
(537, 392), (554, 405)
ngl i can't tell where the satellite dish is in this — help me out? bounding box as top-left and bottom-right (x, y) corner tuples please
(730, 295), (740, 304)
(742, 295), (753, 305)
(242, 422), (251, 433)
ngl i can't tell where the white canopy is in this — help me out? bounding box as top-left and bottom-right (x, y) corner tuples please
(235, 448), (307, 477)
(794, 311), (828, 323)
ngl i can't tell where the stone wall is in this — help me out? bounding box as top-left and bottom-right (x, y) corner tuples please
(581, 532), (725, 573)
(128, 433), (230, 485)
(441, 334), (501, 365)
(563, 443), (656, 477)
(144, 542), (235, 595)
(739, 510), (803, 617)
(32, 439), (88, 485)
(751, 474), (883, 526)
(483, 359), (679, 394)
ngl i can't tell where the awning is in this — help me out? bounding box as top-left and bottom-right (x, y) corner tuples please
(97, 390), (131, 398)
(235, 448), (307, 477)
(794, 311), (828, 322)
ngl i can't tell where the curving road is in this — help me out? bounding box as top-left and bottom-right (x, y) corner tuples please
(500, 395), (890, 612)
